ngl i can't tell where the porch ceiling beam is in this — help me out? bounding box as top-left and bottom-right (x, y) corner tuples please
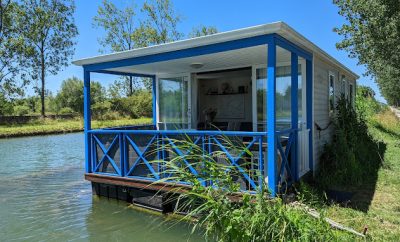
(274, 34), (313, 61)
(91, 69), (155, 78)
(83, 35), (275, 72)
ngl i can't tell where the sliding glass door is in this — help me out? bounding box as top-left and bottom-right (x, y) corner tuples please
(157, 74), (191, 130)
(252, 64), (303, 131)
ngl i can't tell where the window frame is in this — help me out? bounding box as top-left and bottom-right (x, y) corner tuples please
(349, 82), (354, 106)
(341, 75), (347, 97)
(328, 71), (335, 116)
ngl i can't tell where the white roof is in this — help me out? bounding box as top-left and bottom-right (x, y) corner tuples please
(73, 22), (359, 79)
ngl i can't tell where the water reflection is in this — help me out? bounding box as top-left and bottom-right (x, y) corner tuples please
(0, 133), (203, 241)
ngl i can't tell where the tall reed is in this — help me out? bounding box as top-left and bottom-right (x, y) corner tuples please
(151, 134), (351, 241)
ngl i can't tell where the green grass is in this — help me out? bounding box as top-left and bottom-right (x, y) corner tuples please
(0, 117), (152, 138)
(301, 109), (400, 241)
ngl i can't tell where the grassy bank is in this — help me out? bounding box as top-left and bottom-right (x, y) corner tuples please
(0, 117), (152, 138)
(300, 108), (400, 240)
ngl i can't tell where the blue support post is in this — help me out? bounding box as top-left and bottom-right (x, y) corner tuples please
(291, 52), (299, 181)
(152, 76), (157, 127)
(306, 59), (314, 174)
(84, 70), (91, 173)
(267, 39), (277, 197)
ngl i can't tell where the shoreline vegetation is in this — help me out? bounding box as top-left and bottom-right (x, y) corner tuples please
(0, 117), (152, 138)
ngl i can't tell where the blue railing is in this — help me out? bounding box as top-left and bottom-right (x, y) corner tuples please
(87, 128), (297, 193)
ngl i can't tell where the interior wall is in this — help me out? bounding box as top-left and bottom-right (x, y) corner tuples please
(197, 69), (252, 126)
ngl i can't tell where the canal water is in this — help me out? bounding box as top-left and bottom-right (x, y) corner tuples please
(0, 133), (204, 241)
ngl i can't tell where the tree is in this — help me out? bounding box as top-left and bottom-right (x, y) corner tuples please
(15, 0), (78, 117)
(93, 0), (156, 96)
(189, 25), (218, 38)
(334, 0), (400, 106)
(0, 0), (27, 97)
(56, 77), (105, 114)
(93, 0), (182, 96)
(93, 0), (140, 96)
(140, 0), (183, 45)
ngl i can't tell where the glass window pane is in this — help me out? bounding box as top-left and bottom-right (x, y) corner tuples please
(276, 65), (291, 130)
(256, 68), (267, 131)
(158, 77), (188, 130)
(256, 64), (301, 131)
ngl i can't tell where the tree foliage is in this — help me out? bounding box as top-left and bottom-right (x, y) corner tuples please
(15, 0), (78, 116)
(189, 25), (218, 38)
(0, 0), (27, 97)
(140, 0), (182, 45)
(56, 77), (105, 114)
(334, 0), (400, 106)
(93, 0), (138, 53)
(93, 0), (155, 95)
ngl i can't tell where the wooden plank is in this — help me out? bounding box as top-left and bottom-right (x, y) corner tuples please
(85, 173), (191, 193)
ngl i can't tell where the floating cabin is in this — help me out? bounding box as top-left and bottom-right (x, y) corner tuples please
(73, 22), (359, 211)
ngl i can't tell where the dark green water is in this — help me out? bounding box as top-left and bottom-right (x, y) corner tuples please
(0, 133), (203, 241)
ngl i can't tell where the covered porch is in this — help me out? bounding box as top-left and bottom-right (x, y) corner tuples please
(77, 25), (314, 196)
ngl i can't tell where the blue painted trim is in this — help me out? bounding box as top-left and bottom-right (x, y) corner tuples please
(291, 52), (299, 181)
(89, 129), (267, 137)
(119, 132), (125, 176)
(92, 134), (121, 175)
(274, 34), (313, 61)
(125, 134), (159, 179)
(267, 40), (277, 197)
(84, 70), (91, 173)
(92, 69), (156, 78)
(306, 59), (314, 173)
(258, 136), (264, 191)
(83, 35), (273, 71)
(152, 76), (157, 126)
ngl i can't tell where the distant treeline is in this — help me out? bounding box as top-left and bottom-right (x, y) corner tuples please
(0, 77), (152, 120)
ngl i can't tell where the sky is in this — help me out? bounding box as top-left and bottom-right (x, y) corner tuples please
(43, 0), (385, 103)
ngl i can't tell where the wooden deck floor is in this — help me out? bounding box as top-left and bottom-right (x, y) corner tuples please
(85, 173), (192, 193)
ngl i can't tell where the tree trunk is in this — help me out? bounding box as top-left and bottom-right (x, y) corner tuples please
(129, 76), (133, 96)
(40, 51), (45, 118)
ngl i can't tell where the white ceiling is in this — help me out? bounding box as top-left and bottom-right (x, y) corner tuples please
(108, 45), (292, 75)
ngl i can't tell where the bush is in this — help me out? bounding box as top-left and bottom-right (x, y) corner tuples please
(111, 91), (152, 118)
(13, 105), (30, 116)
(317, 95), (384, 188)
(129, 91), (152, 118)
(0, 94), (13, 115)
(92, 101), (112, 120)
(59, 107), (74, 115)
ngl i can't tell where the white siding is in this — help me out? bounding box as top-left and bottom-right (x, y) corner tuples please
(312, 56), (356, 170)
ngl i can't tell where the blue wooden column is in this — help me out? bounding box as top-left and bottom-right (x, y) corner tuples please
(291, 53), (299, 181)
(84, 70), (92, 173)
(306, 59), (314, 174)
(152, 75), (157, 127)
(267, 39), (277, 196)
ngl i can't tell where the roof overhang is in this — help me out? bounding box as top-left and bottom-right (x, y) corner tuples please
(73, 21), (359, 80)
